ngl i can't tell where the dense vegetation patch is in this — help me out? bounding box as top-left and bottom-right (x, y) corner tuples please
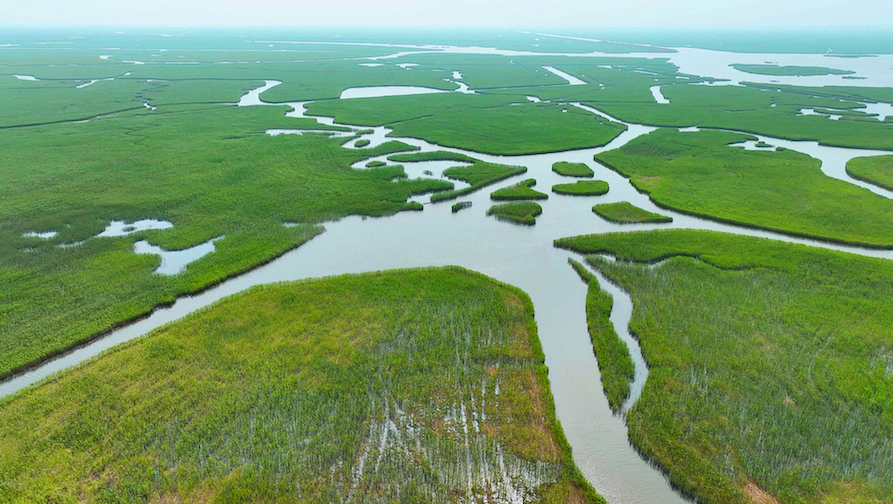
(552, 162), (594, 178)
(430, 162), (527, 202)
(0, 105), (450, 379)
(487, 201), (543, 226)
(596, 128), (893, 245)
(591, 202), (671, 223)
(0, 268), (603, 503)
(490, 179), (549, 201)
(387, 150), (478, 164)
(552, 180), (609, 196)
(846, 154), (893, 191)
(568, 260), (633, 412)
(730, 64), (855, 77)
(557, 229), (893, 504)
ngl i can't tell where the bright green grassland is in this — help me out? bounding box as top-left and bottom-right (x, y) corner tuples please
(0, 104), (451, 379)
(490, 179), (549, 201)
(430, 162), (528, 203)
(552, 180), (609, 196)
(568, 260), (633, 412)
(846, 154), (893, 191)
(487, 202), (543, 226)
(591, 202), (672, 224)
(0, 268), (602, 503)
(596, 128), (893, 246)
(556, 229), (893, 504)
(552, 162), (594, 178)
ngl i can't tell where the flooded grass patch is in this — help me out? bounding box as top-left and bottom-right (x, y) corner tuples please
(487, 201), (543, 226)
(552, 180), (609, 196)
(0, 267), (602, 503)
(490, 178), (549, 201)
(558, 229), (893, 504)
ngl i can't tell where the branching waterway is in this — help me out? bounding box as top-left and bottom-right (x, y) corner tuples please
(5, 75), (893, 503)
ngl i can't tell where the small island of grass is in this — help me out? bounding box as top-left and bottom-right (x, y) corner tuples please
(487, 201), (543, 225)
(552, 161), (594, 178)
(451, 201), (472, 213)
(592, 202), (672, 223)
(430, 162), (527, 202)
(491, 178), (549, 200)
(552, 180), (609, 196)
(354, 138), (371, 148)
(387, 150), (478, 163)
(730, 63), (855, 77)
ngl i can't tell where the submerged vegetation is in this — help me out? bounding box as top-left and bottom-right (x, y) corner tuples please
(0, 268), (602, 503)
(591, 202), (672, 223)
(490, 179), (549, 201)
(557, 229), (893, 504)
(487, 202), (543, 226)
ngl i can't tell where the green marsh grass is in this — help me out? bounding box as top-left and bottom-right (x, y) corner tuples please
(556, 229), (893, 504)
(552, 162), (594, 178)
(568, 260), (633, 412)
(730, 64), (855, 77)
(846, 154), (893, 191)
(487, 202), (543, 226)
(591, 202), (672, 224)
(0, 267), (602, 504)
(596, 128), (893, 245)
(430, 162), (527, 203)
(0, 104), (448, 379)
(387, 150), (478, 164)
(451, 201), (472, 213)
(552, 180), (609, 196)
(490, 179), (549, 201)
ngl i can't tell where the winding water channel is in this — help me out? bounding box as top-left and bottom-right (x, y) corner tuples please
(4, 73), (893, 503)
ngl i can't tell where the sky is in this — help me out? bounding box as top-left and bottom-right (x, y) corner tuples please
(1, 0), (891, 29)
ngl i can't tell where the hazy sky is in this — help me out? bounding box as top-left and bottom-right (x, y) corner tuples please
(2, 0), (890, 29)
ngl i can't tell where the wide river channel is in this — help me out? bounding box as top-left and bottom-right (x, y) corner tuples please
(4, 68), (893, 502)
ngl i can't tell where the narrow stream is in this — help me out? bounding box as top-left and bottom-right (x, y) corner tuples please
(4, 79), (893, 504)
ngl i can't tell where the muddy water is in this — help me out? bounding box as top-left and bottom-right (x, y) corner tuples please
(4, 79), (893, 504)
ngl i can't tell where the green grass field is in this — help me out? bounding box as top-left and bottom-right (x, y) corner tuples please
(846, 154), (893, 190)
(0, 267), (603, 503)
(592, 202), (672, 223)
(568, 260), (633, 412)
(556, 229), (893, 504)
(552, 162), (594, 178)
(730, 64), (855, 76)
(0, 104), (451, 379)
(490, 179), (549, 201)
(430, 162), (528, 203)
(596, 128), (893, 245)
(552, 180), (610, 196)
(487, 201), (544, 226)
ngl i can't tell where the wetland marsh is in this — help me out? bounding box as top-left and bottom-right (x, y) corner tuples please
(2, 29), (893, 504)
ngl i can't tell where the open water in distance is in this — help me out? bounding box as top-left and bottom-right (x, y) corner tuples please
(5, 58), (893, 503)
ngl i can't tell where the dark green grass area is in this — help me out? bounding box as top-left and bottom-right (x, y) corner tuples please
(0, 104), (450, 379)
(487, 201), (543, 226)
(387, 150), (478, 163)
(354, 138), (370, 148)
(306, 93), (628, 155)
(557, 229), (893, 504)
(552, 162), (594, 178)
(596, 128), (893, 246)
(846, 154), (893, 191)
(592, 202), (671, 223)
(430, 162), (527, 202)
(451, 201), (472, 213)
(0, 268), (603, 503)
(730, 64), (855, 76)
(365, 160), (386, 168)
(552, 180), (609, 196)
(490, 179), (549, 200)
(568, 260), (633, 412)
(586, 83), (893, 150)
